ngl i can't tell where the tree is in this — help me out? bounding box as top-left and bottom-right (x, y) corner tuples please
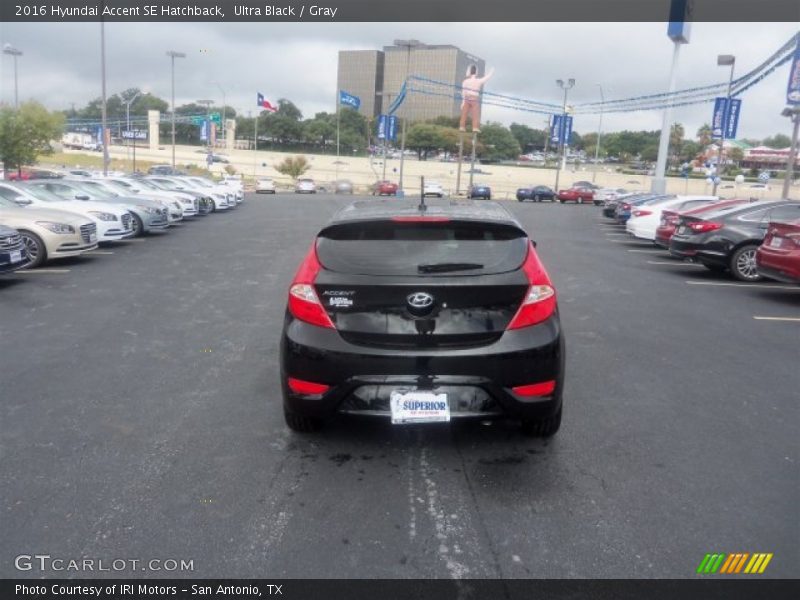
(669, 122), (684, 166)
(476, 122), (521, 161)
(406, 123), (449, 160)
(304, 112), (336, 148)
(274, 155), (310, 180)
(0, 101), (65, 176)
(696, 124), (712, 148)
(509, 122), (545, 153)
(728, 146), (744, 166)
(762, 134), (791, 149)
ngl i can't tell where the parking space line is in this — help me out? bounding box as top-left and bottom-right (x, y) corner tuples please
(19, 269), (71, 274)
(605, 232), (628, 236)
(85, 251), (114, 255)
(753, 316), (800, 322)
(686, 281), (800, 291)
(627, 249), (664, 253)
(647, 260), (703, 267)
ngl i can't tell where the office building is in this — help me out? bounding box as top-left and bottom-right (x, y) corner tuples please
(336, 42), (485, 123)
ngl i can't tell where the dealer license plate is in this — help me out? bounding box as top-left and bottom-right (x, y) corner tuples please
(677, 225), (686, 234)
(89, 233), (97, 243)
(769, 236), (782, 248)
(390, 391), (450, 424)
(10, 250), (22, 263)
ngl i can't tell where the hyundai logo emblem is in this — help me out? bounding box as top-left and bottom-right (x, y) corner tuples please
(407, 292), (434, 310)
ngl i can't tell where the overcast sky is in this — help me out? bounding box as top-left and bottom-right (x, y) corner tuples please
(1, 22), (797, 141)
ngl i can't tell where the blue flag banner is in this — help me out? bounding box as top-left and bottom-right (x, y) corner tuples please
(387, 116), (398, 141)
(200, 120), (209, 142)
(550, 115), (563, 144)
(339, 90), (361, 110)
(563, 116), (573, 146)
(724, 99), (741, 140)
(787, 38), (800, 105)
(387, 82), (407, 115)
(377, 115), (388, 140)
(711, 97), (727, 140)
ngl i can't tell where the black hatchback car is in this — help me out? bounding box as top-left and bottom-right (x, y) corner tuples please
(669, 200), (797, 281)
(280, 200), (565, 436)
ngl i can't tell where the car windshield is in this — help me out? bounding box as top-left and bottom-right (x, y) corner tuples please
(71, 181), (115, 199)
(17, 184), (66, 203)
(107, 180), (134, 192)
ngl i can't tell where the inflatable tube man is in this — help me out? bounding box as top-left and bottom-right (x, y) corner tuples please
(459, 65), (494, 133)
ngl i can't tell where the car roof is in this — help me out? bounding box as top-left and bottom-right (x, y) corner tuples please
(699, 200), (796, 220)
(329, 199), (523, 228)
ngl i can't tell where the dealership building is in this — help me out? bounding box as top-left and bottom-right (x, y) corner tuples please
(337, 42), (485, 122)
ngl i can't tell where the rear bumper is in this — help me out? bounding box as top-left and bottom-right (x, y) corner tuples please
(280, 313), (565, 421)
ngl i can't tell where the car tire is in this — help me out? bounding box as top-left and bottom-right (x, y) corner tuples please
(534, 194), (540, 202)
(131, 213), (144, 237)
(210, 199), (217, 212)
(729, 244), (762, 282)
(284, 408), (323, 433)
(521, 405), (562, 437)
(19, 230), (46, 269)
(559, 199), (565, 204)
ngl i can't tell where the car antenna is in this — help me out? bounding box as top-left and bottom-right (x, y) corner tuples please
(418, 175), (427, 213)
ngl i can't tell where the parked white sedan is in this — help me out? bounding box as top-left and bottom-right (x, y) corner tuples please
(256, 178), (277, 194)
(626, 195), (719, 241)
(423, 181), (445, 197)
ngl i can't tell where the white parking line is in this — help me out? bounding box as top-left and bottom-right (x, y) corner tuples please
(85, 251), (114, 255)
(647, 260), (703, 267)
(685, 281), (800, 291)
(753, 316), (800, 322)
(627, 249), (664, 253)
(605, 232), (628, 236)
(19, 269), (71, 274)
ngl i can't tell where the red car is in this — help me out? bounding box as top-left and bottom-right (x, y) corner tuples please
(557, 187), (594, 204)
(756, 206), (800, 284)
(371, 180), (398, 196)
(654, 198), (750, 248)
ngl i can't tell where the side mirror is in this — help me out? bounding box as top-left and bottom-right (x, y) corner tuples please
(14, 196), (32, 206)
(75, 194), (90, 201)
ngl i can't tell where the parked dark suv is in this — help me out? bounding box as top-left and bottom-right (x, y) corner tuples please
(280, 200), (565, 436)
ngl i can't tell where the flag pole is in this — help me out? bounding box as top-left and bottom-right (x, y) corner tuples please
(253, 110), (258, 180)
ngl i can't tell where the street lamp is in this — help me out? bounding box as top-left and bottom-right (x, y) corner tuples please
(166, 50), (186, 169)
(209, 81), (226, 145)
(592, 83), (605, 184)
(100, 24), (110, 175)
(553, 78), (575, 193)
(394, 39), (422, 192)
(781, 106), (800, 199)
(3, 43), (22, 109)
(712, 54), (736, 196)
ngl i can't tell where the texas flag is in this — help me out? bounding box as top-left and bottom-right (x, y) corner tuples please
(257, 93), (278, 112)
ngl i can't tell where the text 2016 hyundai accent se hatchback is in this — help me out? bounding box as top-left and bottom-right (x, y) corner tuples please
(279, 200), (565, 436)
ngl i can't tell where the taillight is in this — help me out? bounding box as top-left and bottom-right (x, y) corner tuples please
(633, 209), (652, 217)
(512, 380), (556, 397)
(287, 241), (335, 329)
(287, 377), (330, 395)
(507, 242), (557, 330)
(785, 233), (800, 247)
(687, 221), (723, 233)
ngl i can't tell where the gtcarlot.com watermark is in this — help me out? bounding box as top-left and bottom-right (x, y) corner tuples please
(14, 554), (194, 573)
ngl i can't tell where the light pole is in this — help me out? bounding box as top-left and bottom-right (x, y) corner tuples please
(3, 43), (22, 109)
(592, 83), (605, 184)
(781, 106), (800, 199)
(99, 23), (110, 175)
(198, 99), (213, 170)
(712, 54), (736, 196)
(553, 78), (574, 193)
(210, 81), (226, 145)
(166, 50), (186, 169)
(394, 39), (421, 192)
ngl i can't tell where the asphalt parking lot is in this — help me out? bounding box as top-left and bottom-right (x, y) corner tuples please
(1, 194), (797, 579)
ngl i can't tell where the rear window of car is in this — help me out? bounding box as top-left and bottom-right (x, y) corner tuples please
(316, 220), (528, 276)
(767, 204), (800, 223)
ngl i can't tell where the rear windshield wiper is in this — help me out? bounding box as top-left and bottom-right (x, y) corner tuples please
(417, 262), (484, 273)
